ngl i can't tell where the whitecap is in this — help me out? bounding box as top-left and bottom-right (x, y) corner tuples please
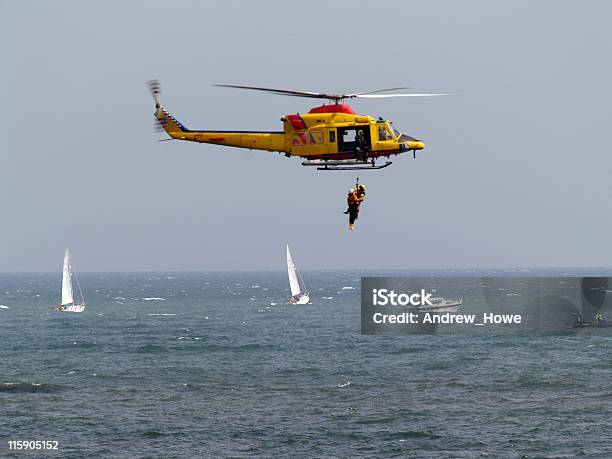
(0, 305), (9, 309)
(322, 297), (333, 300)
(143, 297), (166, 301)
(337, 381), (352, 388)
(270, 302), (277, 306)
(177, 336), (192, 340)
(342, 287), (355, 290)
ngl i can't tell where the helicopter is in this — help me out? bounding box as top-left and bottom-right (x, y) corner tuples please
(147, 81), (449, 171)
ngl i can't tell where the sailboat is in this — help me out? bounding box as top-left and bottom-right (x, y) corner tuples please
(52, 249), (86, 313)
(286, 244), (309, 305)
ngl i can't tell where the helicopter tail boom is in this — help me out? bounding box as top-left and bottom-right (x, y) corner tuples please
(148, 80), (287, 152)
(154, 105), (287, 152)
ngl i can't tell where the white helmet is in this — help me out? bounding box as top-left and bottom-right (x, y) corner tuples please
(348, 189), (354, 193)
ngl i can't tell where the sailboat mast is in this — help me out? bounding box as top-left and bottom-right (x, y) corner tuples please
(73, 271), (85, 305)
(297, 265), (307, 293)
(286, 244), (301, 297)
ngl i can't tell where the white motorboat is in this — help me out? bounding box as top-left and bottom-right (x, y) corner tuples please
(418, 297), (462, 313)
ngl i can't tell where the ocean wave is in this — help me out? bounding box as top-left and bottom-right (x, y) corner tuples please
(0, 382), (63, 393)
(386, 430), (442, 440)
(342, 286), (355, 290)
(391, 346), (426, 355)
(515, 373), (579, 388)
(147, 313), (177, 316)
(142, 297), (166, 301)
(136, 344), (167, 353)
(0, 305), (10, 309)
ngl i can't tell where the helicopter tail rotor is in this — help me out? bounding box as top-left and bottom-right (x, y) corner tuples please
(147, 79), (162, 109)
(146, 80), (187, 137)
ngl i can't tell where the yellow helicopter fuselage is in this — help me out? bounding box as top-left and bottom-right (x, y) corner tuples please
(154, 103), (425, 161)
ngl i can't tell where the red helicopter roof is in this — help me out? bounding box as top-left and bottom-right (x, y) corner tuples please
(308, 104), (356, 114)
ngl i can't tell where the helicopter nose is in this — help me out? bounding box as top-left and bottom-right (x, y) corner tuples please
(406, 140), (425, 150)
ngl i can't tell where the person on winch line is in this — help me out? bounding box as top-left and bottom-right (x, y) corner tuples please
(346, 188), (359, 230)
(355, 183), (366, 205)
(344, 181), (367, 229)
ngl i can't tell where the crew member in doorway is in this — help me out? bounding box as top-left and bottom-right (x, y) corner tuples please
(355, 129), (368, 161)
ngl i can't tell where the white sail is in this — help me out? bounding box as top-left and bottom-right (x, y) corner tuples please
(61, 249), (74, 306)
(286, 244), (301, 297)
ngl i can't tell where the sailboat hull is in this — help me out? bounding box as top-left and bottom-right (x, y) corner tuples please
(289, 293), (310, 305)
(53, 304), (85, 313)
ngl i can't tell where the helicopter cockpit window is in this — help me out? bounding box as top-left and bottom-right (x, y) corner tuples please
(378, 125), (394, 141)
(390, 123), (401, 138)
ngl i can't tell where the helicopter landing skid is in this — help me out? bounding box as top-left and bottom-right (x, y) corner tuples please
(301, 159), (392, 171)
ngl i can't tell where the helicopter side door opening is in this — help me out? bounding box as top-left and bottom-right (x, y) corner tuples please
(338, 127), (371, 154)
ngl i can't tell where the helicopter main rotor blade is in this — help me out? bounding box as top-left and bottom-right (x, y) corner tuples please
(354, 93), (452, 98)
(214, 84), (333, 99)
(347, 87), (412, 96)
(214, 84), (451, 101)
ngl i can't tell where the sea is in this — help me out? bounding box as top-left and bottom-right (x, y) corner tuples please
(2, 270), (612, 458)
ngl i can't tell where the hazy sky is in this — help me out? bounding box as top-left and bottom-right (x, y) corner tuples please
(2, 1), (612, 271)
